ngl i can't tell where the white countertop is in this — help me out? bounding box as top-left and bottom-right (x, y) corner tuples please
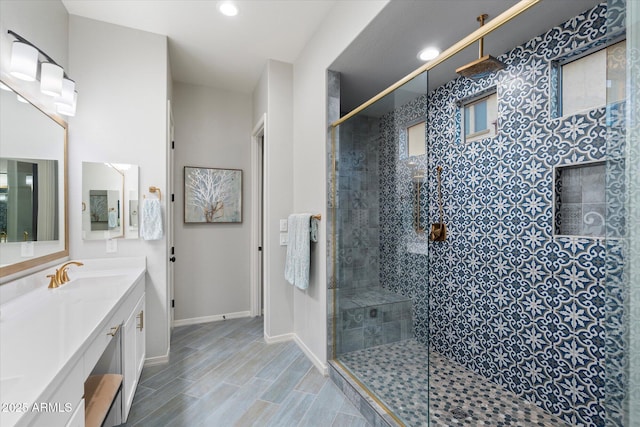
(0, 257), (145, 427)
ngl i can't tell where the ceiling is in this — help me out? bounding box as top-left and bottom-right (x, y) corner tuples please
(61, 0), (338, 93)
(331, 0), (602, 113)
(61, 0), (602, 113)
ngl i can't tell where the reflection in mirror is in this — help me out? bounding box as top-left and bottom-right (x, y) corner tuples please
(0, 158), (59, 242)
(0, 81), (67, 277)
(82, 162), (139, 240)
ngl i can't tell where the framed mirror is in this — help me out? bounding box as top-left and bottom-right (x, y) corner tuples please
(82, 162), (139, 240)
(0, 81), (68, 279)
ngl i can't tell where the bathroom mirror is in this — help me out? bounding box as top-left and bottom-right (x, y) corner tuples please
(0, 81), (68, 279)
(82, 162), (139, 240)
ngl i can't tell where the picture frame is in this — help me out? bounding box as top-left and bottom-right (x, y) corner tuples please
(184, 166), (242, 223)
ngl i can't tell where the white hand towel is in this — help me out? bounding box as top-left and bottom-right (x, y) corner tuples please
(284, 213), (312, 290)
(141, 199), (163, 241)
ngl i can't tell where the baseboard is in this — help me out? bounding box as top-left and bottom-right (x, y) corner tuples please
(264, 332), (295, 344)
(173, 310), (251, 327)
(144, 352), (169, 367)
(294, 335), (329, 376)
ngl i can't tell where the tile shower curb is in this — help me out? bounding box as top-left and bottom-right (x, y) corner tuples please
(328, 360), (399, 427)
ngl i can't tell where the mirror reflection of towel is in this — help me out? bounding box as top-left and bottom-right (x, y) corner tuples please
(141, 199), (163, 240)
(108, 210), (117, 228)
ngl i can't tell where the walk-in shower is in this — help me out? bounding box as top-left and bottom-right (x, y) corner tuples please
(327, 0), (639, 426)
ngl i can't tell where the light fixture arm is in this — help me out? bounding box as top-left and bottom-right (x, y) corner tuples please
(7, 30), (69, 79)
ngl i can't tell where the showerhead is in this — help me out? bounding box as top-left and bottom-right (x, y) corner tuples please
(456, 14), (505, 79)
(456, 54), (505, 79)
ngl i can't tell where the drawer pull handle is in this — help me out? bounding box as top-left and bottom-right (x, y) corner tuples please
(107, 325), (120, 337)
(137, 310), (144, 331)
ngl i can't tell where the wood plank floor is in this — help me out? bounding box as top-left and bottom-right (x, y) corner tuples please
(120, 317), (369, 427)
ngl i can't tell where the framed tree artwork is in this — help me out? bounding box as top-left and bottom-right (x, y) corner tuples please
(184, 166), (242, 223)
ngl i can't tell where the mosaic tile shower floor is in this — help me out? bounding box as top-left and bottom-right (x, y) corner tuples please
(339, 339), (569, 426)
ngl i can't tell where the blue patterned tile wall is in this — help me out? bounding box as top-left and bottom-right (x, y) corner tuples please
(337, 116), (381, 291)
(376, 2), (626, 425)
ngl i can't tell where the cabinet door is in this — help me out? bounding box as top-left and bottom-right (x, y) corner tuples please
(65, 399), (84, 427)
(123, 294), (145, 421)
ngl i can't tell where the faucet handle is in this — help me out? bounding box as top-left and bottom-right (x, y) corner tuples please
(47, 274), (60, 289)
(61, 268), (71, 283)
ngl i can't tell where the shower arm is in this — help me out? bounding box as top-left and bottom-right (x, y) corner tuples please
(477, 14), (488, 58)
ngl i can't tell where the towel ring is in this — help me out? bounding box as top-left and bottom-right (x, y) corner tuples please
(146, 186), (162, 201)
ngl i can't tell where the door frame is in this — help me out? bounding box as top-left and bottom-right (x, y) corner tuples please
(167, 99), (175, 331)
(250, 114), (266, 318)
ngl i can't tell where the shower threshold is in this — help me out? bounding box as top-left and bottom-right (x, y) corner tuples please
(331, 339), (569, 426)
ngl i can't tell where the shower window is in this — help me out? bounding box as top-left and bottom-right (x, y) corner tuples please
(462, 91), (497, 142)
(559, 39), (626, 117)
(406, 121), (426, 157)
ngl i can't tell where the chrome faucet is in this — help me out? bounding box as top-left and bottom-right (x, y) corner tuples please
(47, 261), (84, 289)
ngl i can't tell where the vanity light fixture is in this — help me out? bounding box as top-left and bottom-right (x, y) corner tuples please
(7, 30), (78, 115)
(9, 41), (38, 81)
(56, 91), (77, 117)
(218, 1), (239, 17)
(418, 47), (440, 61)
(40, 62), (64, 97)
(0, 82), (12, 91)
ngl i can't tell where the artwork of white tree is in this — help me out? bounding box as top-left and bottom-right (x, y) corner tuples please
(184, 167), (242, 223)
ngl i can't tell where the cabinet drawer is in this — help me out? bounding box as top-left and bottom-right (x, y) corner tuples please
(83, 322), (120, 379)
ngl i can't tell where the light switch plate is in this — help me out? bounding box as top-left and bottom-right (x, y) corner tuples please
(279, 233), (288, 246)
(106, 239), (118, 253)
(279, 219), (288, 232)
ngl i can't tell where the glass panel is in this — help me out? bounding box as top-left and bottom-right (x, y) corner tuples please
(329, 2), (635, 426)
(473, 99), (487, 132)
(605, 1), (640, 424)
(331, 70), (429, 426)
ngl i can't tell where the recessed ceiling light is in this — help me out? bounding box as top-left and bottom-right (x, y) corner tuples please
(418, 47), (440, 61)
(218, 1), (238, 17)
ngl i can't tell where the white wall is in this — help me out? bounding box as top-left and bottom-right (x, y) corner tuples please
(68, 16), (169, 361)
(172, 82), (252, 323)
(291, 1), (388, 369)
(252, 60), (294, 340)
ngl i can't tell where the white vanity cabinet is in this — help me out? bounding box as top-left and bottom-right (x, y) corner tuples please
(0, 258), (147, 427)
(122, 293), (145, 420)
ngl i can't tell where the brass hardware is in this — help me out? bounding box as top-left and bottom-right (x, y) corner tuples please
(311, 214), (321, 220)
(413, 171), (426, 234)
(477, 14), (488, 58)
(0, 231), (6, 243)
(107, 324), (120, 337)
(430, 166), (447, 242)
(47, 274), (61, 289)
(331, 0), (541, 127)
(48, 261), (84, 288)
(137, 310), (144, 331)
(430, 223), (447, 241)
(148, 186), (161, 201)
(23, 231), (29, 241)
